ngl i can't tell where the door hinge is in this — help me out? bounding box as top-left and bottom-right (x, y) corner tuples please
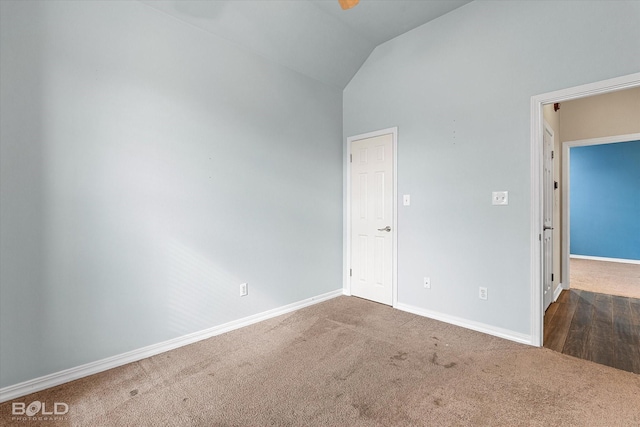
(551, 151), (555, 159)
(539, 234), (542, 241)
(350, 154), (352, 163)
(554, 181), (558, 190)
(551, 273), (554, 282)
(350, 269), (352, 277)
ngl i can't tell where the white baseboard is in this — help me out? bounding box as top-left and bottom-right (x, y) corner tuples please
(395, 302), (533, 346)
(553, 283), (563, 302)
(0, 289), (343, 404)
(570, 254), (640, 265)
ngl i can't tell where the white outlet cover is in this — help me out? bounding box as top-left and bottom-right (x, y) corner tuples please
(492, 191), (508, 206)
(424, 277), (430, 289)
(403, 194), (411, 206)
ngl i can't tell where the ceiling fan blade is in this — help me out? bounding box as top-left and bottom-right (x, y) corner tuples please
(338, 0), (360, 10)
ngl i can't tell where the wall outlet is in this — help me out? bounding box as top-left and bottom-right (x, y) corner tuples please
(240, 283), (248, 297)
(492, 191), (508, 206)
(479, 287), (488, 300)
(423, 277), (431, 289)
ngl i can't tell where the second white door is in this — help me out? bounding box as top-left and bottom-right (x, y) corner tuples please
(543, 122), (555, 311)
(350, 133), (394, 306)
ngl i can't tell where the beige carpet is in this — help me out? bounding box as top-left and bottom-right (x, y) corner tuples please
(2, 296), (640, 426)
(570, 258), (640, 299)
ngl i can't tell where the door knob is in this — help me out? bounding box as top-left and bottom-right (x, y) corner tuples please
(377, 226), (391, 232)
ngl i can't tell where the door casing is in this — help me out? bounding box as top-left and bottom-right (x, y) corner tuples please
(530, 72), (640, 347)
(542, 121), (555, 312)
(345, 127), (398, 307)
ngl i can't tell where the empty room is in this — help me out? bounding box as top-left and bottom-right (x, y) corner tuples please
(1, 1), (639, 425)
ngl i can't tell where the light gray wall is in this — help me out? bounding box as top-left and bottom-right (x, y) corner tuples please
(0, 0), (342, 388)
(344, 1), (640, 336)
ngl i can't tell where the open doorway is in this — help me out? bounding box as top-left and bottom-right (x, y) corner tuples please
(548, 87), (640, 299)
(530, 72), (640, 346)
(531, 75), (640, 373)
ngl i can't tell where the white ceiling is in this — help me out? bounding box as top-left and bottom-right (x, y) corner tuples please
(140, 0), (472, 89)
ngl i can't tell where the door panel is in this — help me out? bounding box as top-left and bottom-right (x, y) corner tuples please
(350, 133), (393, 305)
(543, 123), (555, 311)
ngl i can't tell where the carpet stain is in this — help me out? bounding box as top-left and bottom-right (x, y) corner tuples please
(433, 398), (443, 406)
(129, 389), (138, 397)
(391, 351), (408, 361)
(430, 352), (439, 365)
(352, 402), (374, 418)
(430, 352), (456, 368)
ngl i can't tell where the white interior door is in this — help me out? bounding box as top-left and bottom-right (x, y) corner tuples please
(350, 133), (394, 305)
(543, 123), (555, 311)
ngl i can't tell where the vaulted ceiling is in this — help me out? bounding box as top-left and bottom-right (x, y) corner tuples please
(140, 0), (472, 89)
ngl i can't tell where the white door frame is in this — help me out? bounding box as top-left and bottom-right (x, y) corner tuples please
(529, 72), (640, 347)
(345, 127), (398, 307)
(562, 132), (640, 285)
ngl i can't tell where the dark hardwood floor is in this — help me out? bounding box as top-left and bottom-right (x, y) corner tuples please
(544, 289), (640, 374)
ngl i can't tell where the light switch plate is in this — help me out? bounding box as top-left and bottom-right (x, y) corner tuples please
(403, 195), (411, 206)
(492, 191), (508, 206)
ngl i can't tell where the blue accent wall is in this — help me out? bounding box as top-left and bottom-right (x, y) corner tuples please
(570, 141), (640, 260)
